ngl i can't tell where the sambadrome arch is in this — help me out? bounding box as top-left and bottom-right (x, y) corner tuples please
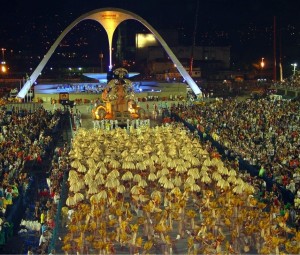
(17, 7), (202, 98)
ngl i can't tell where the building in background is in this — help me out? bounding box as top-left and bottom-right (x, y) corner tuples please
(135, 30), (231, 81)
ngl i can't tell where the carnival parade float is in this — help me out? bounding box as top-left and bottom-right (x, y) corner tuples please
(92, 68), (145, 124)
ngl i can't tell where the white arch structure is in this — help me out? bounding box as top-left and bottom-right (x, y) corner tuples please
(17, 8), (202, 98)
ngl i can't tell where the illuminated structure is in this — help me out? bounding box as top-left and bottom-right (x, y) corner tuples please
(17, 8), (202, 98)
(1, 48), (7, 73)
(92, 67), (145, 122)
(291, 63), (297, 76)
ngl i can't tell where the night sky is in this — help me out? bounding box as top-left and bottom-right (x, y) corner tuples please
(0, 0), (298, 26)
(1, 0), (299, 27)
(0, 0), (299, 70)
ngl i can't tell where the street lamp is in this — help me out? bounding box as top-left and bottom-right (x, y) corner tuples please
(1, 48), (6, 73)
(260, 57), (265, 69)
(291, 63), (297, 75)
(99, 52), (104, 73)
(259, 58), (265, 81)
(1, 48), (6, 62)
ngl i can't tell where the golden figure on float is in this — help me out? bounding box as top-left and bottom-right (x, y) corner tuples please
(92, 68), (145, 122)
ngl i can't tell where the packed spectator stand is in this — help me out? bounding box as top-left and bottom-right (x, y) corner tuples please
(0, 102), (71, 254)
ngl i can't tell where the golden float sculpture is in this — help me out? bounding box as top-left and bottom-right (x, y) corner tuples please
(92, 68), (145, 123)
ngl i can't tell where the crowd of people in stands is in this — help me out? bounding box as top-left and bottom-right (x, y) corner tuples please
(0, 105), (62, 250)
(30, 142), (70, 254)
(170, 96), (300, 228)
(274, 71), (300, 89)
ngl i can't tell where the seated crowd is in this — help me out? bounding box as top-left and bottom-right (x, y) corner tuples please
(170, 97), (300, 224)
(30, 142), (70, 254)
(274, 72), (300, 89)
(0, 105), (62, 247)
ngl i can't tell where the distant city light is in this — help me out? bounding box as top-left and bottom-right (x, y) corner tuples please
(1, 63), (7, 73)
(0, 48), (7, 73)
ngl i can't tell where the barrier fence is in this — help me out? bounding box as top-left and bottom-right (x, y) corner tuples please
(48, 112), (74, 253)
(4, 102), (42, 113)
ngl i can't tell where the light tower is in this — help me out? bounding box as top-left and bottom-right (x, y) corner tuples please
(291, 63), (297, 76)
(1, 48), (7, 73)
(260, 58), (265, 69)
(99, 52), (104, 73)
(260, 57), (265, 80)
